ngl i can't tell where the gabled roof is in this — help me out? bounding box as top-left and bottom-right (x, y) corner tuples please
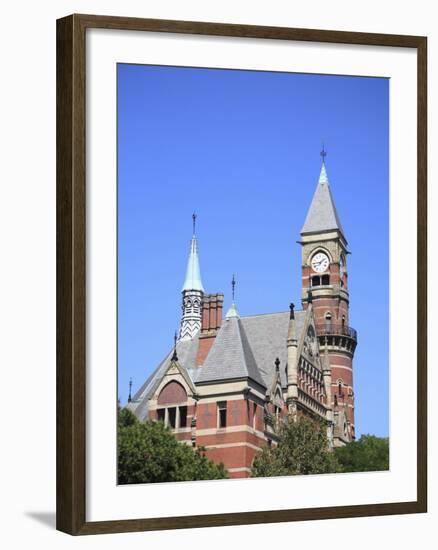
(129, 310), (309, 419)
(301, 163), (345, 237)
(128, 334), (199, 421)
(196, 316), (265, 387)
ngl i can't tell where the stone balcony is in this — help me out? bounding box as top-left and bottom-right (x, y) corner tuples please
(315, 323), (357, 355)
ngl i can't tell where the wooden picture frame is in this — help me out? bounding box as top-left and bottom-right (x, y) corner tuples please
(56, 13), (427, 535)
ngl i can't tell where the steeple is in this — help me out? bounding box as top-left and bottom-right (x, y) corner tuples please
(301, 150), (344, 238)
(180, 214), (204, 341)
(182, 213), (204, 292)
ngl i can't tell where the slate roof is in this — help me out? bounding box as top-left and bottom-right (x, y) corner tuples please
(301, 163), (345, 236)
(129, 334), (199, 421)
(195, 316), (266, 387)
(129, 310), (308, 420)
(240, 311), (306, 389)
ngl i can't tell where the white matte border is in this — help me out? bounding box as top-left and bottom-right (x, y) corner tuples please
(86, 29), (417, 522)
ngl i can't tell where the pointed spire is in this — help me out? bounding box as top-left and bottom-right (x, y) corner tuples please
(301, 150), (344, 236)
(225, 274), (240, 319)
(128, 377), (133, 403)
(171, 330), (178, 361)
(182, 213), (204, 292)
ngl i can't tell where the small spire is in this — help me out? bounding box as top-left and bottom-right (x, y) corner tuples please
(275, 357), (280, 372)
(225, 274), (240, 319)
(289, 302), (295, 320)
(128, 377), (132, 403)
(171, 330), (178, 361)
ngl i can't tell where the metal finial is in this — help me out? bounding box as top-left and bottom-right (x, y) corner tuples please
(289, 302), (295, 320)
(320, 144), (327, 164)
(231, 274), (236, 302)
(275, 357), (280, 372)
(128, 377), (132, 403)
(307, 288), (313, 303)
(171, 330), (178, 361)
(192, 212), (197, 235)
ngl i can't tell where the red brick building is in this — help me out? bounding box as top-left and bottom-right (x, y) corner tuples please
(128, 157), (357, 478)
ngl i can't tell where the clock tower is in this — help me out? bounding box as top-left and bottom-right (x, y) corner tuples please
(300, 152), (357, 445)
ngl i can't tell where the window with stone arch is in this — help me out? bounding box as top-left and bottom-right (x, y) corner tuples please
(156, 381), (188, 429)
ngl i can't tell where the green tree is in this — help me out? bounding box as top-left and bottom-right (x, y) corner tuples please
(118, 407), (228, 484)
(252, 416), (341, 477)
(334, 435), (389, 473)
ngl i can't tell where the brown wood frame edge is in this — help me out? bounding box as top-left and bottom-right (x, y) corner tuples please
(56, 13), (427, 536)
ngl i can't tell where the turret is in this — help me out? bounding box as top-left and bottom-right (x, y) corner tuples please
(180, 214), (204, 341)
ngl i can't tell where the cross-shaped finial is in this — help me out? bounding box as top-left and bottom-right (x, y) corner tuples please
(275, 357), (280, 372)
(231, 274), (236, 302)
(128, 377), (132, 403)
(171, 330), (178, 361)
(289, 302), (295, 320)
(320, 144), (327, 163)
(192, 212), (197, 235)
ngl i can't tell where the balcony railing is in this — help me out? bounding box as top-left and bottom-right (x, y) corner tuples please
(315, 324), (357, 341)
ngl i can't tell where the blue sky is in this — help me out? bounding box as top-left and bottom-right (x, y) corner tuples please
(117, 64), (389, 438)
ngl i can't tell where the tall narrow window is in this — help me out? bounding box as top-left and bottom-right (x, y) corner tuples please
(253, 402), (257, 429)
(179, 406), (187, 428)
(157, 408), (165, 423)
(218, 401), (227, 428)
(168, 407), (177, 428)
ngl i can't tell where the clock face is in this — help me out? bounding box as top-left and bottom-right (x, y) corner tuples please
(311, 252), (329, 273)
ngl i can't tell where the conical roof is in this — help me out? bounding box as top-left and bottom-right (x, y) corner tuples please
(182, 235), (204, 292)
(301, 162), (344, 237)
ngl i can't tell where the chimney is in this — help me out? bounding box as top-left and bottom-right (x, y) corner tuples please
(201, 293), (223, 333)
(196, 293), (224, 365)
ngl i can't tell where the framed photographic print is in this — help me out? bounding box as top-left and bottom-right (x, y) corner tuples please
(56, 14), (427, 535)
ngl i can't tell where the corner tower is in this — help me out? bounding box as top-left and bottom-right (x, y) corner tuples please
(300, 151), (357, 445)
(180, 214), (204, 341)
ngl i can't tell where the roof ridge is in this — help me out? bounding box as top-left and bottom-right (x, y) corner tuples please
(240, 310), (305, 319)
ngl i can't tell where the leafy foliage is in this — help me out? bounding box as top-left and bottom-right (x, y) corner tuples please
(118, 407), (228, 484)
(334, 435), (389, 473)
(252, 416), (341, 477)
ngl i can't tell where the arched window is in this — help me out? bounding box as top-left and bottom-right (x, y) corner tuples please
(321, 274), (330, 285)
(157, 381), (188, 430)
(311, 275), (320, 287)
